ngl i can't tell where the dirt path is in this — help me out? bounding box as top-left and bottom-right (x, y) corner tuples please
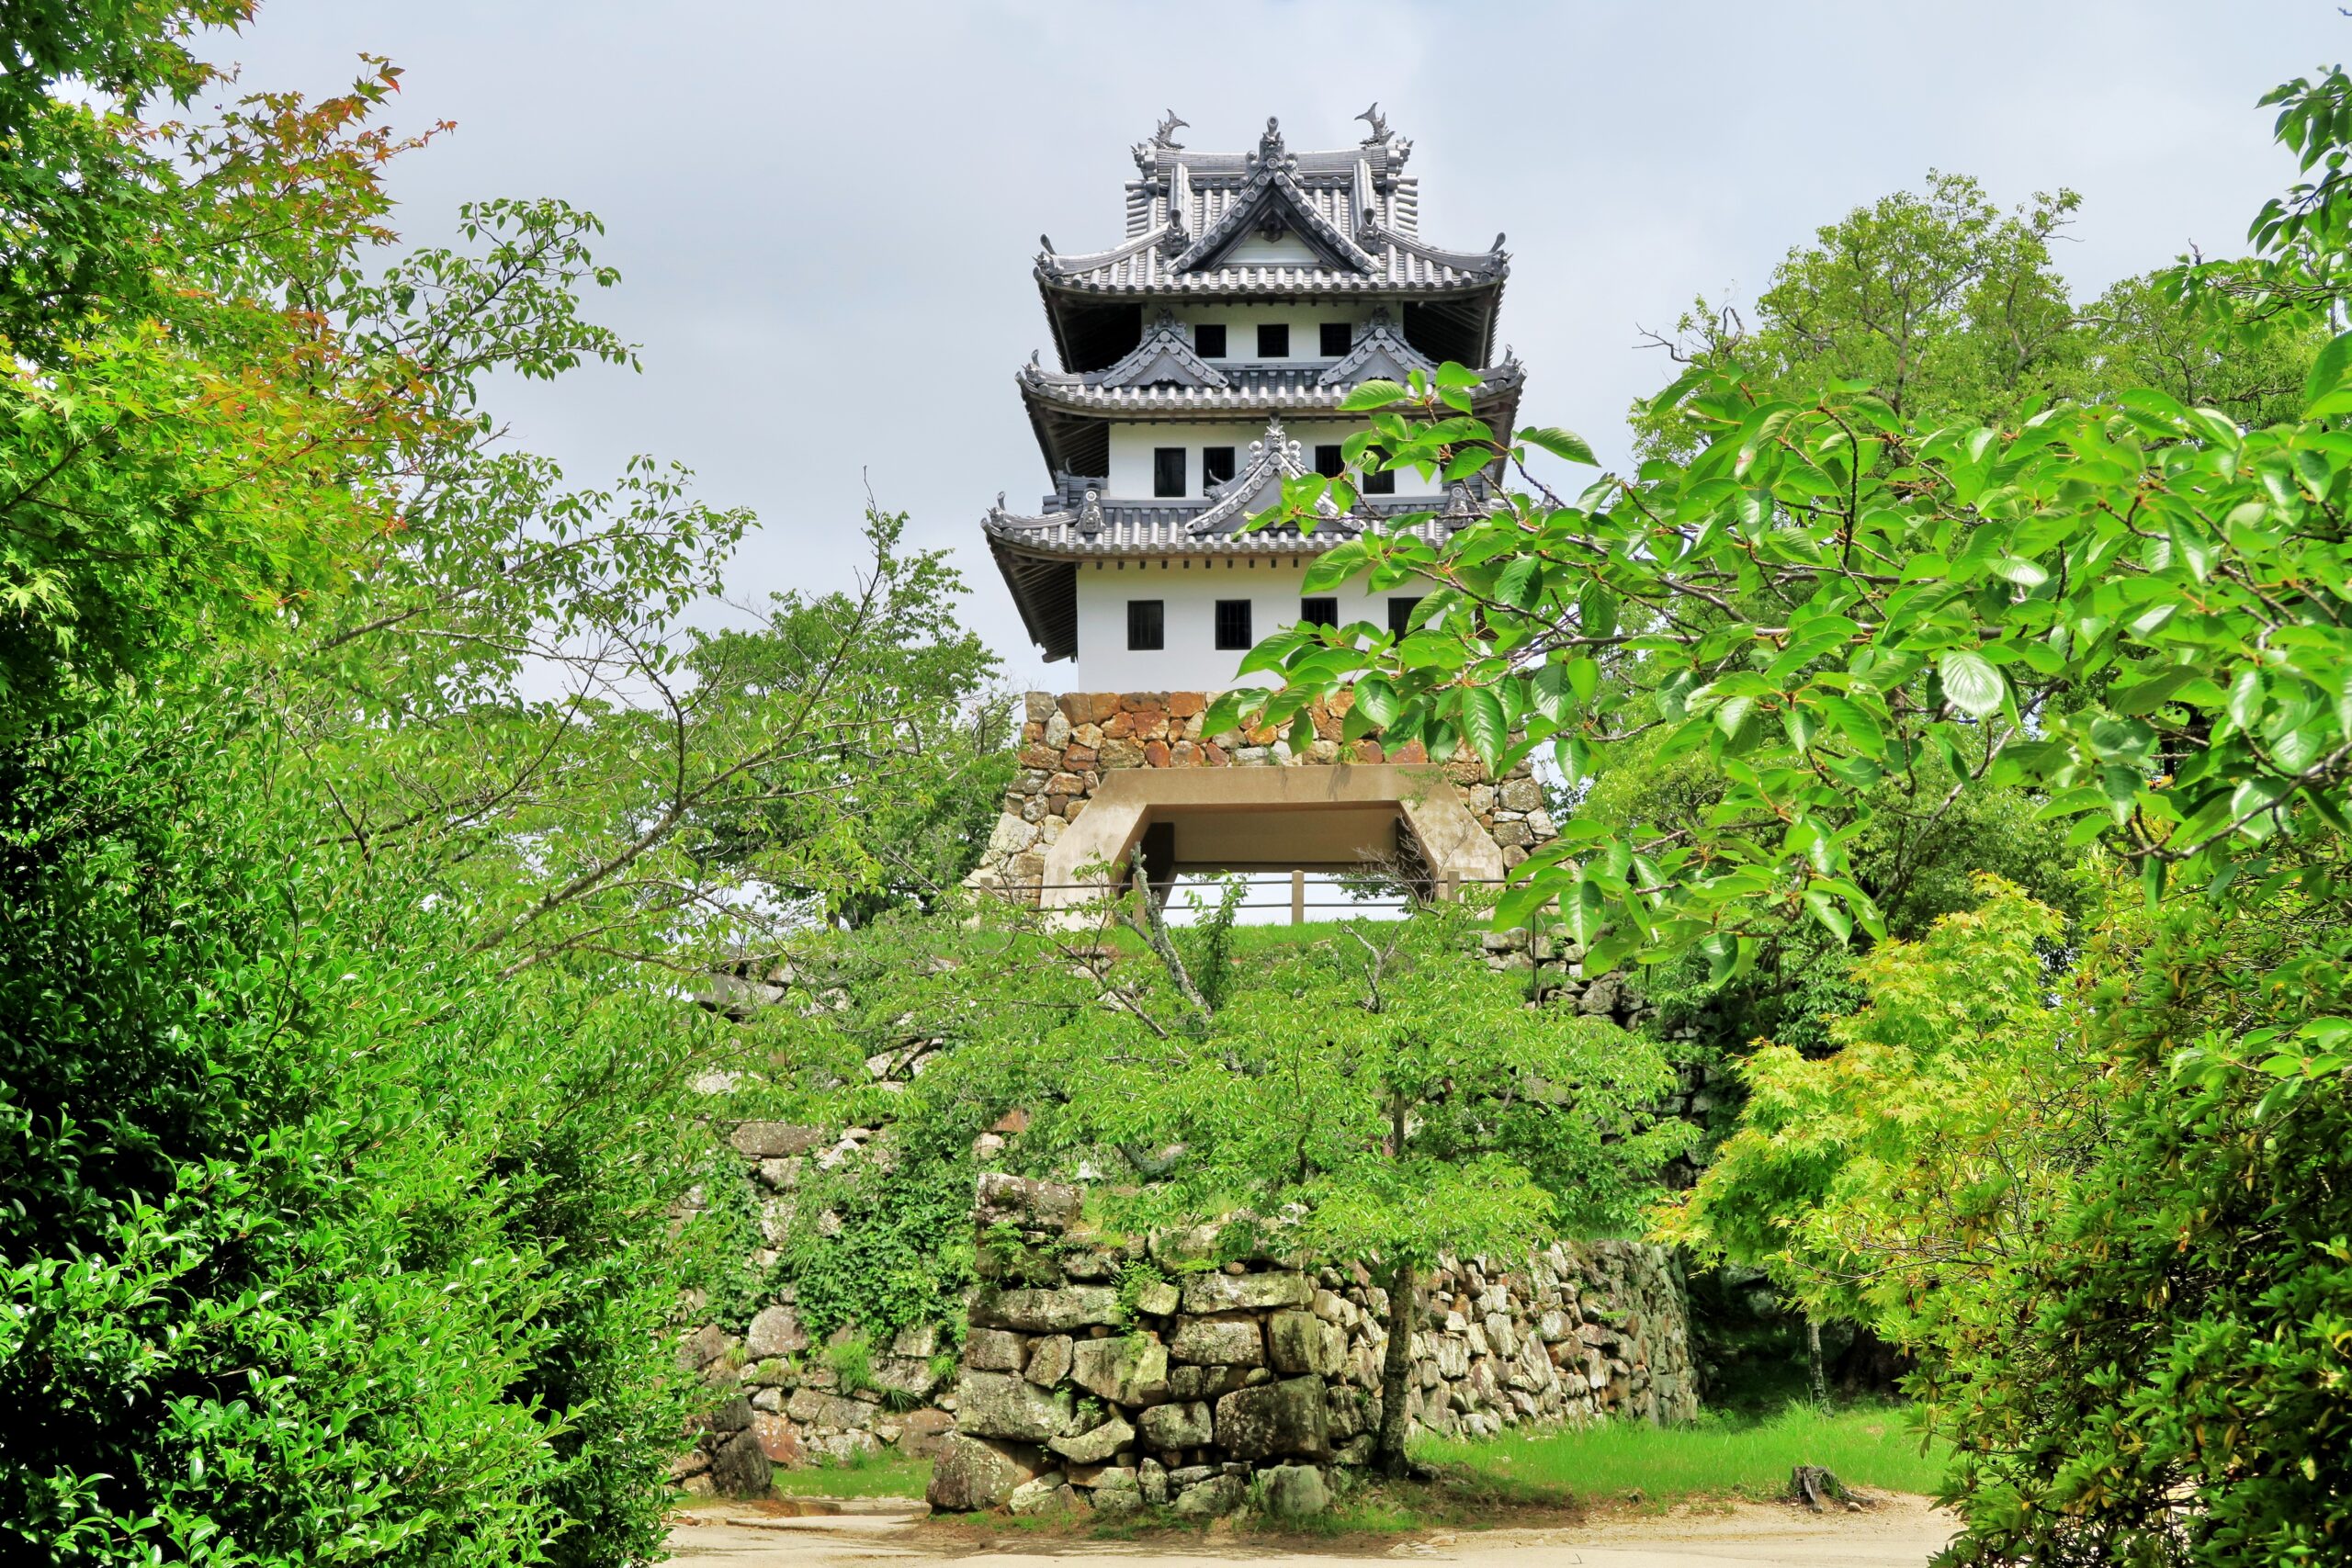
(665, 1496), (1957, 1568)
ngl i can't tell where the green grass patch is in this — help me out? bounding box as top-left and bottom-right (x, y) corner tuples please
(1413, 1401), (1948, 1506)
(768, 1450), (930, 1500)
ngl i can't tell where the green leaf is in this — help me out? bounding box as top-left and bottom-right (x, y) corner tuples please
(2110, 663), (2202, 716)
(1461, 684), (1507, 766)
(1496, 555), (1544, 610)
(1803, 888), (1852, 943)
(1351, 676), (1399, 728)
(1521, 426), (1599, 466)
(2304, 328), (2352, 413)
(1340, 378), (1408, 412)
(1938, 649), (2006, 718)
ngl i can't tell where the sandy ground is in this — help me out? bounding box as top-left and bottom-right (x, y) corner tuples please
(664, 1495), (1957, 1568)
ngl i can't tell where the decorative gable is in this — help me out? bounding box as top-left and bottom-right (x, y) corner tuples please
(1091, 314), (1230, 389)
(1318, 310), (1432, 389)
(1187, 419), (1363, 538)
(1168, 118), (1377, 276)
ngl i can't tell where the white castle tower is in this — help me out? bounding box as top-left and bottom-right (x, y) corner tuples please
(968, 111), (1555, 910)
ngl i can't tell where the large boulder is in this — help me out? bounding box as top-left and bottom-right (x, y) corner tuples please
(746, 1304), (808, 1359)
(751, 1412), (802, 1465)
(896, 1408), (955, 1458)
(969, 1284), (1122, 1333)
(785, 1389), (875, 1430)
(1215, 1376), (1330, 1461)
(956, 1370), (1074, 1441)
(707, 1427), (772, 1496)
(1181, 1270), (1312, 1314)
(1069, 1335), (1170, 1405)
(1008, 1473), (1077, 1516)
(1172, 1472), (1248, 1517)
(1267, 1310), (1342, 1376)
(729, 1122), (825, 1158)
(1138, 1400), (1214, 1449)
(976, 1172), (1081, 1233)
(1047, 1412), (1135, 1465)
(1024, 1334), (1073, 1387)
(1169, 1317), (1262, 1366)
(1261, 1463), (1331, 1517)
(927, 1433), (1035, 1511)
(967, 1328), (1027, 1371)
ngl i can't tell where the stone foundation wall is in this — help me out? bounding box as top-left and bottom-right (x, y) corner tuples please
(968, 690), (1558, 903)
(929, 1173), (1695, 1517)
(669, 1119), (959, 1496)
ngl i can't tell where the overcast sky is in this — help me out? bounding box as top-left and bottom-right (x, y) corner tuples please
(220, 1), (2346, 689)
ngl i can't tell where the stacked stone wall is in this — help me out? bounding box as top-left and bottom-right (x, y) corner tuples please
(968, 691), (1558, 903)
(928, 1173), (1695, 1517)
(669, 1119), (959, 1495)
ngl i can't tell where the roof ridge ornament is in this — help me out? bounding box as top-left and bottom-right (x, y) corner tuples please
(1077, 487), (1104, 536)
(1247, 116), (1295, 178)
(1153, 110), (1188, 150)
(1355, 103), (1388, 143)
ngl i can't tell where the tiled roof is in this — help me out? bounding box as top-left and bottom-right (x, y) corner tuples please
(1019, 308), (1523, 417)
(985, 419), (1493, 561)
(983, 447), (1492, 664)
(1037, 115), (1506, 299)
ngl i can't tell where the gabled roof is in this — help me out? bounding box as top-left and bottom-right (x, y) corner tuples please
(1185, 420), (1362, 538)
(1035, 111), (1508, 302)
(982, 440), (1498, 661)
(1317, 311), (1430, 388)
(1012, 326), (1526, 479)
(1086, 314), (1229, 389)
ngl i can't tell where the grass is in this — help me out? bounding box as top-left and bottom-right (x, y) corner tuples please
(768, 1450), (930, 1500)
(1413, 1401), (1950, 1507)
(761, 1402), (1944, 1535)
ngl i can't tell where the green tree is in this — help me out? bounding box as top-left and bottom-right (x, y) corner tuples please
(1223, 69), (2352, 980)
(1665, 861), (2352, 1566)
(756, 893), (1689, 1476)
(1634, 174), (2085, 457)
(1214, 54), (2352, 1568)
(0, 9), (864, 1562)
(684, 511), (1012, 928)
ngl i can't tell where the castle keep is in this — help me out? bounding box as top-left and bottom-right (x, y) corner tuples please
(970, 111), (1555, 908)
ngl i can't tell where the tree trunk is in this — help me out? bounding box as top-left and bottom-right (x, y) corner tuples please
(1374, 1258), (1419, 1478)
(1805, 1314), (1827, 1405)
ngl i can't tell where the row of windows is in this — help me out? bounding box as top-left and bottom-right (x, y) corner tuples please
(1193, 321), (1354, 361)
(1153, 444), (1396, 498)
(1125, 594), (1423, 652)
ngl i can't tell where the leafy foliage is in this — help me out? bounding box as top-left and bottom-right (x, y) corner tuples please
(1666, 863), (2352, 1566)
(1203, 55), (2352, 1559)
(782, 1146), (978, 1349)
(1220, 73), (2352, 987)
(0, 710), (710, 1566)
(0, 10), (877, 1562)
(685, 512), (1012, 927)
(752, 895), (1689, 1473)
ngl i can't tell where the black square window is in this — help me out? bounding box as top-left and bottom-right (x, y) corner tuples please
(1314, 444), (1345, 479)
(1128, 599), (1166, 651)
(1214, 599), (1253, 651)
(1300, 595), (1340, 627)
(1257, 321), (1289, 358)
(1319, 321), (1352, 357)
(1387, 595), (1423, 638)
(1195, 322), (1227, 358)
(1153, 446), (1186, 499)
(1203, 446), (1237, 488)
(1363, 461), (1396, 495)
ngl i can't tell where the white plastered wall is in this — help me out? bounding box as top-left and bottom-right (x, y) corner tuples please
(1071, 557), (1417, 692)
(1104, 419), (1442, 501)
